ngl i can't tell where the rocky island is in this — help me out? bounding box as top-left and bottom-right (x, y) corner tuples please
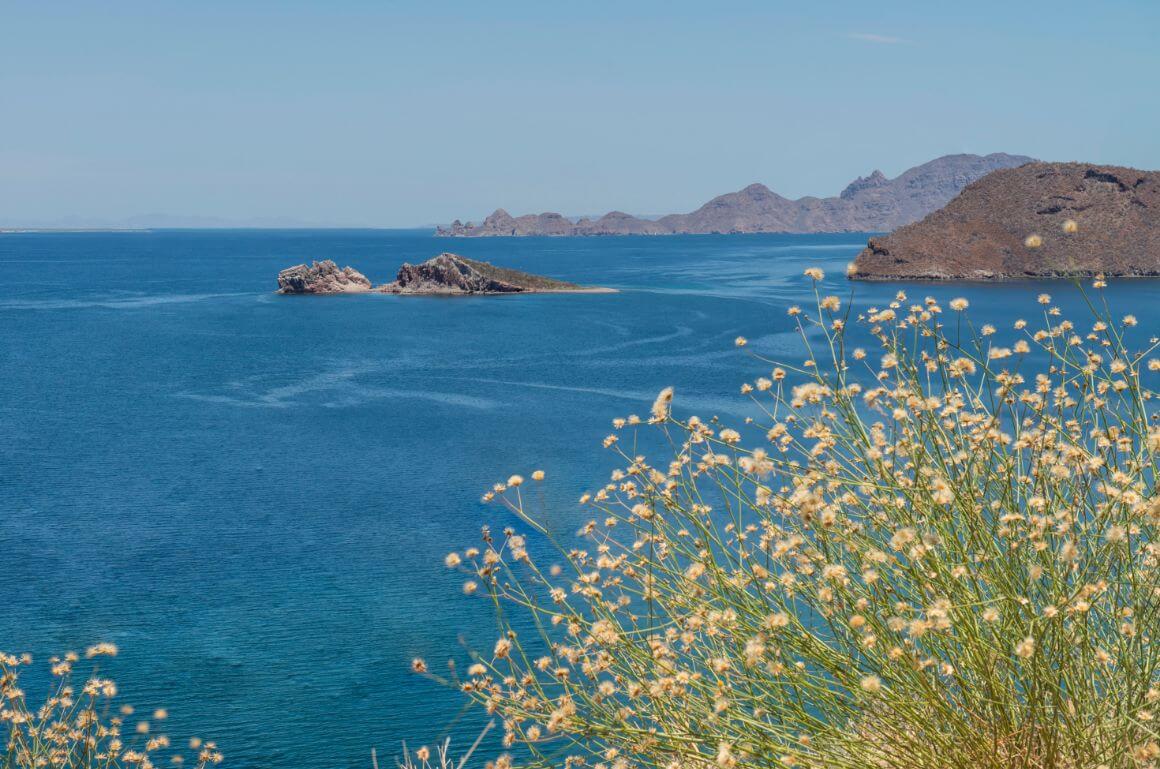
(849, 162), (1160, 281)
(277, 253), (610, 295)
(437, 153), (1033, 237)
(276, 260), (372, 293)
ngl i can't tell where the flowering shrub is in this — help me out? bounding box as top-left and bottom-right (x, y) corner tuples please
(447, 273), (1159, 769)
(0, 646), (221, 769)
(391, 720), (494, 769)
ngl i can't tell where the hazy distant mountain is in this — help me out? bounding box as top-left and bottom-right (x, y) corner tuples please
(119, 213), (328, 229)
(0, 213), (342, 230)
(437, 153), (1035, 236)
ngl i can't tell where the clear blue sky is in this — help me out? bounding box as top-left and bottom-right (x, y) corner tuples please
(3, 0), (1157, 227)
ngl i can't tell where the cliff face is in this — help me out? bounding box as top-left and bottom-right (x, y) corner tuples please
(437, 153), (1033, 236)
(849, 162), (1160, 281)
(277, 260), (372, 293)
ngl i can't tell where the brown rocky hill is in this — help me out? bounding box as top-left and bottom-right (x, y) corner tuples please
(437, 153), (1032, 236)
(849, 162), (1160, 281)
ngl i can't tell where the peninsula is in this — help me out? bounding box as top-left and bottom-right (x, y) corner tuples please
(437, 153), (1033, 237)
(849, 162), (1160, 281)
(277, 253), (611, 295)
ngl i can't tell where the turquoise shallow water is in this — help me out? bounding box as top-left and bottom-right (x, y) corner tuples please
(1, 230), (1156, 767)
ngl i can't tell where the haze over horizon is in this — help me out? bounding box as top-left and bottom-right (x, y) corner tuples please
(3, 0), (1158, 228)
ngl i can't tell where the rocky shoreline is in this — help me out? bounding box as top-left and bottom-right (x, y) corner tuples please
(277, 253), (613, 295)
(850, 267), (1160, 283)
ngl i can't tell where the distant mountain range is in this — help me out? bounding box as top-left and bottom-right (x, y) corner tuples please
(0, 213), (338, 231)
(437, 153), (1035, 237)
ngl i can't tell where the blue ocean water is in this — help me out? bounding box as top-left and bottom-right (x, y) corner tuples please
(1, 229), (1156, 767)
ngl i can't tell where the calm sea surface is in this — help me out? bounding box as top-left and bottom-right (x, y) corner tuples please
(1, 230), (1156, 767)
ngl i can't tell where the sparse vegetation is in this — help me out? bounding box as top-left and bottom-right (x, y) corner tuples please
(456, 257), (581, 292)
(390, 721), (494, 769)
(0, 646), (221, 769)
(444, 272), (1159, 769)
